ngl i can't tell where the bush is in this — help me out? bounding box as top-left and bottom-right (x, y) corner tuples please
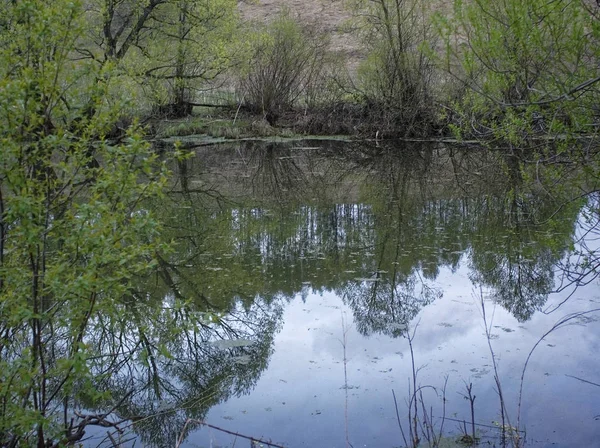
(436, 0), (599, 143)
(238, 10), (329, 125)
(353, 0), (439, 137)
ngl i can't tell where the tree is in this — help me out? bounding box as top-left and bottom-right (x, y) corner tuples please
(76, 0), (238, 118)
(350, 0), (438, 137)
(136, 0), (239, 116)
(436, 0), (599, 142)
(0, 0), (174, 445)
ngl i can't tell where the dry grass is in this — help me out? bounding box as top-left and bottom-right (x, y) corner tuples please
(238, 0), (455, 72)
(238, 0), (362, 69)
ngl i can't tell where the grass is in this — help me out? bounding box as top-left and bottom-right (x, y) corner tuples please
(152, 107), (300, 141)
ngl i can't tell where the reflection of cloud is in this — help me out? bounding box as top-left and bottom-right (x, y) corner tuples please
(202, 261), (600, 448)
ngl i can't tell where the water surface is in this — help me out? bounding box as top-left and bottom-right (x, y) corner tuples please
(95, 141), (600, 447)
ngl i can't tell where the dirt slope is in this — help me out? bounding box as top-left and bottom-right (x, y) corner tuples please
(238, 0), (362, 68)
(238, 0), (454, 71)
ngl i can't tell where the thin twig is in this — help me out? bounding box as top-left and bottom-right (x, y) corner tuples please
(407, 322), (420, 447)
(340, 312), (354, 448)
(177, 420), (286, 448)
(517, 309), (600, 431)
(477, 286), (518, 446)
(564, 374), (600, 388)
(392, 389), (409, 448)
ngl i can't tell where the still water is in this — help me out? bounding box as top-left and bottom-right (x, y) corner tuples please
(94, 141), (600, 447)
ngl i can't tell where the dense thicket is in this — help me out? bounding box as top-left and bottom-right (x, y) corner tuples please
(3, 0), (598, 139)
(231, 0), (600, 140)
(437, 0), (600, 142)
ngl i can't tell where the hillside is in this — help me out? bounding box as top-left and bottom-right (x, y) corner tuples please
(237, 0), (454, 71)
(238, 0), (362, 69)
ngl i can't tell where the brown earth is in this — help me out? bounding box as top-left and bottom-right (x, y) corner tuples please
(237, 0), (454, 72)
(237, 0), (363, 70)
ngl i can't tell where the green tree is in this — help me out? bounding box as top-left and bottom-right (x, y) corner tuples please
(0, 0), (173, 445)
(76, 0), (238, 118)
(138, 0), (238, 116)
(437, 0), (599, 142)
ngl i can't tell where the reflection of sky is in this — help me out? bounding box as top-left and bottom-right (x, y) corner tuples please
(194, 251), (600, 448)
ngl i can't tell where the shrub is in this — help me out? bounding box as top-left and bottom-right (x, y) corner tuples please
(238, 10), (329, 125)
(436, 0), (599, 142)
(353, 0), (439, 137)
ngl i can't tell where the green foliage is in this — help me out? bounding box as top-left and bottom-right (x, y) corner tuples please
(137, 0), (239, 114)
(436, 0), (600, 142)
(0, 0), (173, 444)
(68, 0), (240, 119)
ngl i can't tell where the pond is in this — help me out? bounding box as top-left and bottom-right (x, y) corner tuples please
(91, 140), (600, 448)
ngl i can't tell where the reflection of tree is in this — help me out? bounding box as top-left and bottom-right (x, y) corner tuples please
(167, 142), (600, 347)
(340, 144), (445, 336)
(470, 239), (559, 321)
(341, 143), (581, 323)
(85, 294), (281, 447)
(121, 142), (587, 448)
(69, 159), (289, 446)
(344, 276), (441, 337)
(467, 153), (582, 321)
(162, 140), (584, 336)
(105, 303), (280, 446)
(246, 142), (309, 203)
(156, 144), (380, 303)
(551, 194), (600, 312)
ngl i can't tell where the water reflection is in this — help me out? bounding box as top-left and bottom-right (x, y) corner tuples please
(169, 141), (581, 326)
(551, 193), (600, 312)
(84, 284), (281, 446)
(102, 140), (594, 446)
